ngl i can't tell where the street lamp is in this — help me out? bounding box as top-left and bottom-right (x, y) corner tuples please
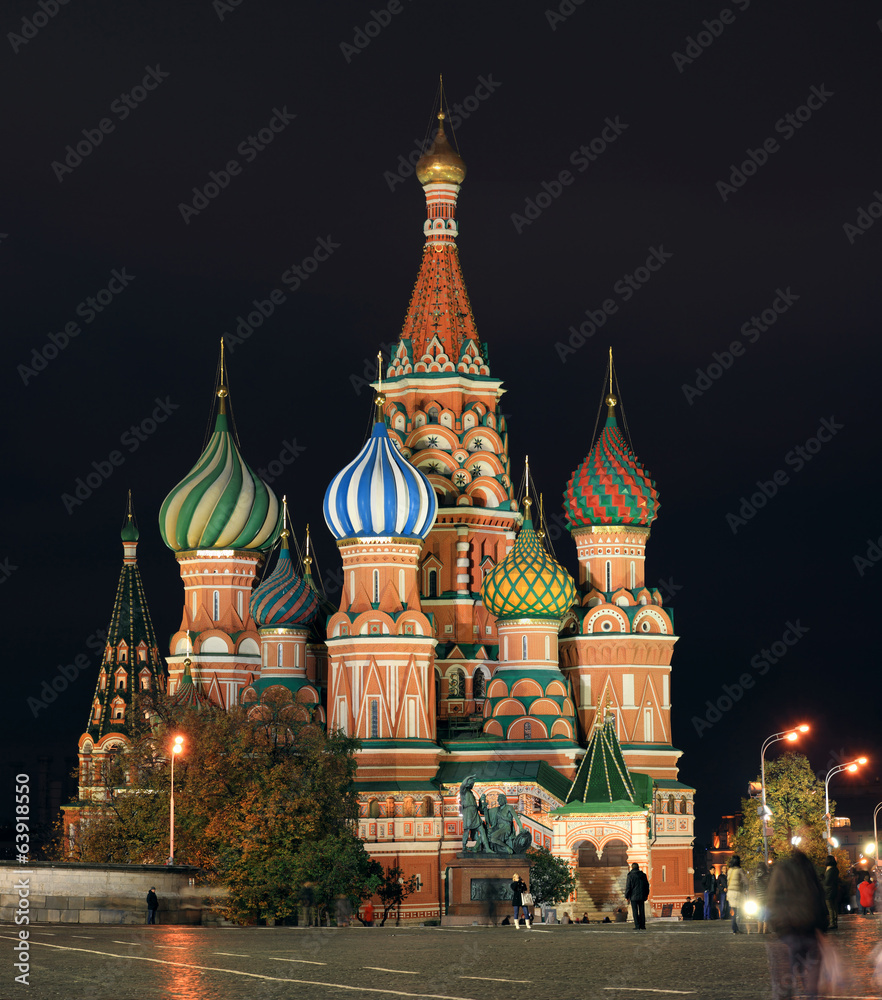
(168, 735), (184, 864)
(760, 725), (810, 862)
(824, 757), (867, 855)
(873, 803), (882, 874)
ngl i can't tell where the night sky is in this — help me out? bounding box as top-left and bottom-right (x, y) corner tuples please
(4, 0), (881, 844)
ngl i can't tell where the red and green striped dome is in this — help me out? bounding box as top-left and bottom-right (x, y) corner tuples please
(564, 405), (659, 529)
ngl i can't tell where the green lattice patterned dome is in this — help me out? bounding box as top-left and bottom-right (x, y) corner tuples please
(481, 508), (576, 622)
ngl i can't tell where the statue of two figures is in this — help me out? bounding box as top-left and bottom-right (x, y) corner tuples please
(459, 775), (533, 854)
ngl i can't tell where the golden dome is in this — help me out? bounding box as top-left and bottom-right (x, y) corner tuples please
(416, 115), (466, 186)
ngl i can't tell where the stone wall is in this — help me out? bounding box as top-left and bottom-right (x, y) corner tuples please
(0, 862), (229, 926)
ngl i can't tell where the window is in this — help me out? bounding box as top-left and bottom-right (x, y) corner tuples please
(423, 796), (434, 817)
(522, 635), (528, 660)
(407, 698), (417, 737)
(503, 635), (509, 661)
(192, 592), (197, 617)
(622, 674), (634, 706)
(372, 570), (380, 604)
(369, 799), (380, 818)
(370, 700), (379, 738)
(605, 561), (612, 592)
(294, 643), (300, 668)
(237, 591), (243, 617)
(213, 590), (220, 621)
(473, 671), (485, 699)
(428, 569), (438, 598)
(545, 635), (550, 660)
(524, 721), (532, 740)
(277, 642), (283, 668)
(644, 707), (653, 741)
(449, 670), (464, 699)
(629, 561), (636, 589)
(662, 865), (667, 883)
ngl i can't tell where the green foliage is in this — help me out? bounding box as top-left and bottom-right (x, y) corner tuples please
(373, 865), (421, 926)
(291, 831), (383, 923)
(730, 752), (848, 873)
(527, 845), (577, 906)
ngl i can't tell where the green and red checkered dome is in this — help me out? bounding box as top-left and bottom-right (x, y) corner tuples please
(563, 405), (659, 529)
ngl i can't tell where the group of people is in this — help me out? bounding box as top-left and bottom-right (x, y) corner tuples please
(682, 856), (769, 932)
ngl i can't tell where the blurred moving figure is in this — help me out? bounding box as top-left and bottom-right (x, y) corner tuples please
(753, 861), (770, 934)
(767, 850), (828, 1000)
(823, 857), (840, 929)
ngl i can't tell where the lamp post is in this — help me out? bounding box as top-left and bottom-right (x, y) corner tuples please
(824, 757), (867, 855)
(873, 803), (882, 874)
(168, 735), (184, 865)
(760, 725), (809, 863)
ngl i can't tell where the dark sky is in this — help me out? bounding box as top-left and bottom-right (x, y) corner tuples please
(4, 0), (881, 842)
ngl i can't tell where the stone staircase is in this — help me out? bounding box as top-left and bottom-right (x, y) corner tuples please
(573, 867), (629, 921)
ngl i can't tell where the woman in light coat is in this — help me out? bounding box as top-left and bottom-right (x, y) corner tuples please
(726, 855), (748, 933)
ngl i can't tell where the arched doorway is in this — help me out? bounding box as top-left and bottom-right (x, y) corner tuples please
(573, 838), (630, 920)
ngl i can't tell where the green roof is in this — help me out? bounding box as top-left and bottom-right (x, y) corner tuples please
(566, 712), (636, 805)
(552, 799), (646, 815)
(435, 759), (572, 803)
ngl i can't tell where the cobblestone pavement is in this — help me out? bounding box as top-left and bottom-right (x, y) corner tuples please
(4, 914), (882, 1000)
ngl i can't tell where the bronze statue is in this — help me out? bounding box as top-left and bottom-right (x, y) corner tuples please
(460, 775), (490, 852)
(485, 793), (524, 855)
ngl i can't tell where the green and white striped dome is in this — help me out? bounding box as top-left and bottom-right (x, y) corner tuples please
(159, 406), (281, 552)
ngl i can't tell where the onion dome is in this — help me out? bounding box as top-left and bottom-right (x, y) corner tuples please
(250, 532), (319, 628)
(159, 394), (281, 552)
(416, 113), (466, 186)
(482, 502), (577, 621)
(121, 514), (139, 543)
(563, 396), (659, 529)
(324, 419), (437, 541)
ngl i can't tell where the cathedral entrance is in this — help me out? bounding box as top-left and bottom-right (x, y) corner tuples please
(573, 839), (630, 920)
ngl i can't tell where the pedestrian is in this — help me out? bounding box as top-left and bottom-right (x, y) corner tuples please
(767, 849), (828, 1000)
(510, 873), (531, 930)
(753, 861), (770, 933)
(859, 874), (876, 916)
(146, 886), (158, 925)
(335, 894), (352, 927)
(680, 896), (694, 920)
(718, 865), (729, 920)
(727, 855), (748, 934)
(823, 857), (840, 928)
(363, 901), (374, 926)
(625, 862), (650, 930)
(581, 912), (590, 923)
(701, 868), (716, 920)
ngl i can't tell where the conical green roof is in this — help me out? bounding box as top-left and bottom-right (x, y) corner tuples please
(565, 711), (636, 805)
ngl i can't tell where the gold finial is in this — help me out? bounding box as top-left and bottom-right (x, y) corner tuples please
(374, 352), (386, 422)
(538, 493), (545, 539)
(609, 346), (613, 395)
(218, 338), (228, 413)
(126, 488), (134, 522)
(304, 523), (312, 571)
(281, 495), (289, 540)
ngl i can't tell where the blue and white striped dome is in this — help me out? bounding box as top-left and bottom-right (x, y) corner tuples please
(324, 422), (437, 541)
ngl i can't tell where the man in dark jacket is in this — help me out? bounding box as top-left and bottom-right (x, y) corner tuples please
(146, 887), (158, 925)
(823, 856), (840, 928)
(701, 869), (716, 920)
(625, 862), (650, 929)
(680, 897), (695, 920)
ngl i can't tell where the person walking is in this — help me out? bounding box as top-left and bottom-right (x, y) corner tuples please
(146, 887), (158, 925)
(510, 873), (531, 930)
(823, 856), (840, 928)
(858, 873), (876, 916)
(767, 849), (828, 1000)
(625, 862), (650, 930)
(726, 856), (748, 933)
(753, 861), (770, 933)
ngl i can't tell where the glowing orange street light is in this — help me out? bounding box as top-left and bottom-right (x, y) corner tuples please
(825, 756), (867, 854)
(760, 726), (810, 861)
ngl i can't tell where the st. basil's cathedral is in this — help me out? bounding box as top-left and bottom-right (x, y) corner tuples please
(63, 111), (695, 922)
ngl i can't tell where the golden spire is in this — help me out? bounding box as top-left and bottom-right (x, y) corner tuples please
(217, 337), (229, 414)
(538, 493), (546, 539)
(304, 523), (312, 572)
(374, 351), (386, 423)
(523, 455), (532, 515)
(280, 495), (290, 545)
(606, 346), (617, 416)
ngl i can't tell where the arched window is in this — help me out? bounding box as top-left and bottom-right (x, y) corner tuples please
(428, 570), (438, 598)
(237, 591), (243, 618)
(213, 590), (220, 621)
(370, 700), (379, 738)
(294, 643), (300, 668)
(277, 642), (283, 668)
(372, 570), (379, 604)
(449, 669), (464, 699)
(423, 796), (434, 817)
(605, 561), (612, 592)
(369, 798), (380, 818)
(428, 407), (439, 423)
(545, 635), (550, 660)
(522, 635), (528, 660)
(524, 721), (532, 740)
(473, 671), (485, 699)
(629, 561), (636, 589)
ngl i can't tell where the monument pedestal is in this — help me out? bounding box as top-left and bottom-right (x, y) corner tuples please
(442, 853), (532, 926)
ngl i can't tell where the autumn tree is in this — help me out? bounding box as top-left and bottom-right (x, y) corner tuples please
(527, 846), (577, 907)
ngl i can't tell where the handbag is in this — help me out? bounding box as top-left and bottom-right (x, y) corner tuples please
(522, 892), (534, 907)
